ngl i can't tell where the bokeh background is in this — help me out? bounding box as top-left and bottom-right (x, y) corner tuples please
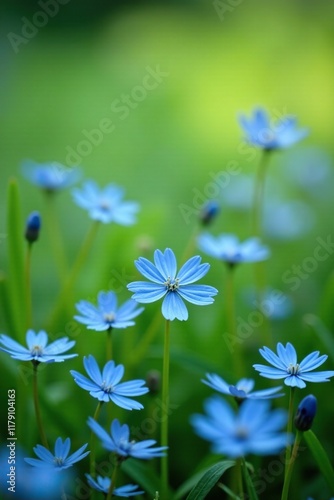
(1, 0), (334, 498)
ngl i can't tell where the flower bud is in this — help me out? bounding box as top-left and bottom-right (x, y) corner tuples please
(146, 370), (161, 395)
(25, 211), (41, 243)
(199, 201), (220, 226)
(294, 394), (317, 431)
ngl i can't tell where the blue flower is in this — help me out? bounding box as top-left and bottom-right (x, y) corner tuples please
(198, 233), (270, 266)
(70, 355), (148, 409)
(86, 475), (144, 497)
(199, 200), (220, 226)
(74, 291), (143, 331)
(88, 417), (167, 459)
(253, 342), (334, 389)
(202, 374), (283, 400)
(238, 107), (308, 150)
(191, 396), (290, 458)
(0, 330), (77, 363)
(127, 248), (218, 321)
(22, 160), (80, 192)
(24, 437), (89, 470)
(294, 394), (317, 431)
(25, 211), (41, 243)
(72, 180), (139, 225)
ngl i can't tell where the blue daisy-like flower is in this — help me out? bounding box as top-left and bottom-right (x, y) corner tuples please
(238, 107), (308, 151)
(88, 418), (167, 459)
(85, 475), (144, 497)
(70, 355), (148, 410)
(24, 437), (89, 470)
(72, 180), (139, 225)
(127, 248), (218, 321)
(22, 160), (80, 192)
(74, 291), (144, 331)
(0, 330), (77, 363)
(202, 374), (284, 400)
(191, 396), (290, 458)
(253, 342), (334, 389)
(198, 233), (270, 266)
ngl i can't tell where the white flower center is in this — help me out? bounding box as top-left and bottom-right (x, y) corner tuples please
(164, 277), (180, 291)
(31, 345), (43, 356)
(54, 457), (64, 466)
(99, 199), (111, 211)
(287, 363), (300, 375)
(235, 426), (249, 439)
(101, 381), (114, 394)
(103, 312), (115, 323)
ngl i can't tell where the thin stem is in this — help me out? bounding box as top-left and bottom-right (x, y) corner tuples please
(106, 328), (113, 361)
(160, 319), (171, 500)
(48, 221), (100, 328)
(89, 401), (104, 477)
(32, 363), (49, 449)
(281, 430), (303, 500)
(235, 458), (244, 499)
(44, 193), (68, 284)
(106, 463), (119, 500)
(285, 387), (295, 478)
(25, 243), (33, 329)
(252, 150), (270, 237)
(226, 265), (242, 377)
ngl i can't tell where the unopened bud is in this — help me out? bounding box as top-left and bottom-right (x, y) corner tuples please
(25, 211), (41, 243)
(146, 370), (161, 395)
(199, 201), (220, 226)
(294, 394), (317, 431)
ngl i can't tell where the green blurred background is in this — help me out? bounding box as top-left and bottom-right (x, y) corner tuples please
(1, 0), (334, 498)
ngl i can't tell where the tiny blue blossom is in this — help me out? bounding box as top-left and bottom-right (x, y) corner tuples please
(22, 160), (80, 192)
(238, 107), (308, 150)
(72, 180), (139, 225)
(202, 374), (284, 400)
(127, 248), (218, 321)
(253, 342), (334, 389)
(85, 475), (144, 497)
(74, 291), (143, 331)
(88, 418), (167, 459)
(191, 396), (290, 458)
(24, 437), (89, 470)
(199, 200), (220, 226)
(0, 330), (77, 363)
(70, 355), (148, 410)
(198, 233), (270, 266)
(25, 211), (41, 243)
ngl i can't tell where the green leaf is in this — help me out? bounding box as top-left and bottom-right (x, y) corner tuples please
(186, 460), (235, 500)
(6, 178), (26, 339)
(303, 314), (334, 364)
(242, 459), (259, 500)
(122, 458), (165, 497)
(304, 430), (334, 493)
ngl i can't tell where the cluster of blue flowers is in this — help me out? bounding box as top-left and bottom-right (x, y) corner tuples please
(1, 106), (334, 499)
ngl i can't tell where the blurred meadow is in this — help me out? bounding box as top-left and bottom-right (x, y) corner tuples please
(1, 0), (334, 498)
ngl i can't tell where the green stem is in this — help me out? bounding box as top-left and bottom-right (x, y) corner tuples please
(89, 401), (104, 477)
(25, 243), (33, 329)
(236, 458), (244, 499)
(106, 328), (113, 361)
(252, 150), (270, 237)
(285, 387), (295, 477)
(281, 430), (302, 500)
(48, 221), (100, 328)
(226, 265), (242, 377)
(32, 363), (49, 449)
(106, 463), (119, 500)
(44, 193), (68, 284)
(160, 319), (171, 500)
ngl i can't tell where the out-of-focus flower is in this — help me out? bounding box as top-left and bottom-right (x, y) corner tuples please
(199, 200), (220, 226)
(253, 343), (334, 389)
(294, 394), (317, 431)
(238, 107), (308, 150)
(70, 355), (148, 410)
(74, 291), (143, 331)
(244, 287), (293, 320)
(221, 174), (254, 211)
(263, 200), (315, 240)
(198, 233), (270, 266)
(72, 180), (139, 225)
(202, 374), (283, 400)
(283, 147), (332, 194)
(88, 418), (167, 459)
(85, 475), (144, 497)
(127, 248), (218, 321)
(191, 396), (290, 457)
(0, 330), (77, 363)
(25, 211), (41, 243)
(22, 161), (80, 192)
(25, 438), (89, 470)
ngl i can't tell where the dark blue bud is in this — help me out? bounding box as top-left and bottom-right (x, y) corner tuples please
(199, 201), (220, 226)
(25, 211), (41, 243)
(294, 394), (317, 431)
(146, 369), (161, 395)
